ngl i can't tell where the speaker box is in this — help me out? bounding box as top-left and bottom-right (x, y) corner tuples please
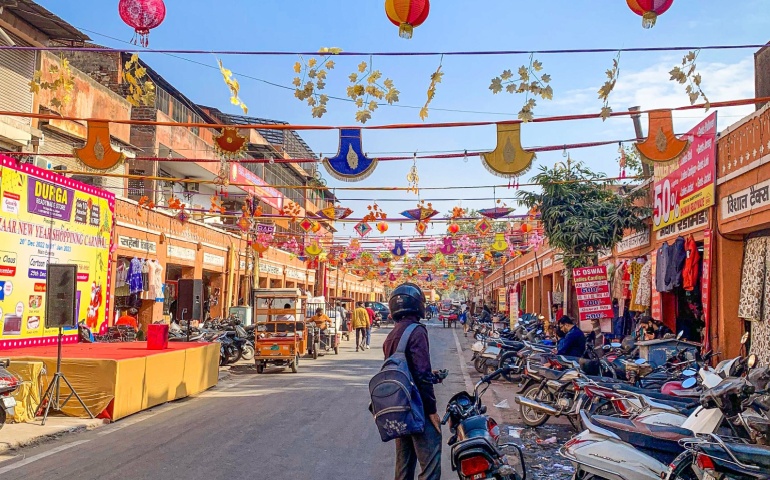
(45, 264), (78, 329)
(177, 279), (203, 321)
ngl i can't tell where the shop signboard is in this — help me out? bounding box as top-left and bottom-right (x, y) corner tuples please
(701, 229), (713, 351)
(203, 252), (225, 267)
(653, 112), (717, 231)
(167, 244), (196, 262)
(721, 177), (770, 220)
(0, 155), (115, 348)
(497, 289), (506, 312)
(554, 253), (564, 264)
(509, 289), (518, 320)
(286, 268), (306, 281)
(616, 228), (650, 254)
(542, 257), (553, 268)
(572, 266), (613, 324)
(118, 235), (156, 254)
(259, 261), (283, 276)
(230, 164), (283, 210)
(526, 266), (533, 276)
(655, 209), (709, 241)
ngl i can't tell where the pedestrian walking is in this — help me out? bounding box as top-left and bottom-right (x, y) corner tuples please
(352, 302), (370, 352)
(382, 283), (441, 480)
(365, 304), (376, 349)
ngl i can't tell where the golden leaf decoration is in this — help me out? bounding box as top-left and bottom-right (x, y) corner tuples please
(347, 58), (399, 123)
(290, 52), (336, 118)
(670, 50), (709, 110)
(597, 52), (621, 122)
(218, 59), (247, 114)
(420, 64), (443, 121)
(490, 54), (552, 122)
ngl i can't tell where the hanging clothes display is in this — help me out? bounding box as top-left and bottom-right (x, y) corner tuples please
(682, 235), (701, 291)
(666, 236), (686, 290)
(612, 261), (625, 300)
(629, 259), (646, 312)
(114, 258), (131, 297)
(141, 260), (150, 294)
(635, 259), (653, 308)
(738, 236), (770, 366)
(148, 260), (164, 300)
(128, 257), (144, 295)
(656, 242), (670, 292)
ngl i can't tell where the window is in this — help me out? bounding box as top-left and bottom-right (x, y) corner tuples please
(128, 169), (145, 199)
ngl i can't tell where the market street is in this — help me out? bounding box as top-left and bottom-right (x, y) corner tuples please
(0, 325), (468, 480)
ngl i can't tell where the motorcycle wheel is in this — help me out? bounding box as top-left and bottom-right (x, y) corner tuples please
(520, 384), (553, 427)
(499, 352), (521, 382)
(241, 344), (255, 361)
(0, 407), (7, 429)
(313, 342), (320, 360)
(473, 357), (486, 373)
(227, 345), (241, 364)
(667, 451), (697, 480)
(291, 355), (299, 373)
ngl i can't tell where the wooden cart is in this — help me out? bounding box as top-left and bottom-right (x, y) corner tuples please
(252, 289), (307, 374)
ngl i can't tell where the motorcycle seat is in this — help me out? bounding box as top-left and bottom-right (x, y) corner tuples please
(591, 414), (691, 463)
(535, 367), (570, 381)
(609, 384), (694, 405)
(499, 340), (524, 351)
(700, 442), (770, 470)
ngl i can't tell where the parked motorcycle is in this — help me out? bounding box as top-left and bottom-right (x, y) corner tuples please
(0, 359), (18, 428)
(443, 366), (527, 480)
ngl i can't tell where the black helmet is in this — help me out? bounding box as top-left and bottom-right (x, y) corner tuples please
(389, 282), (426, 321)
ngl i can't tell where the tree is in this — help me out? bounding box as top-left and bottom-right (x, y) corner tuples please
(517, 161), (649, 332)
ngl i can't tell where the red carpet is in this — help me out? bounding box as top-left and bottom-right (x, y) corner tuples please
(2, 341), (210, 360)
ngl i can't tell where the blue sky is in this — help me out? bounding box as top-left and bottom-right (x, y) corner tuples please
(39, 0), (770, 238)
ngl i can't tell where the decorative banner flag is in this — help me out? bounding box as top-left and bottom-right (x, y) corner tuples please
(354, 220), (372, 237)
(323, 128), (378, 181)
(478, 207), (514, 219)
(490, 233), (508, 252)
(299, 218), (314, 233)
(475, 218), (492, 235)
(214, 127), (248, 157)
(439, 237), (457, 255)
(74, 121), (126, 170)
(400, 207), (439, 221)
(305, 241), (323, 257)
(480, 123), (535, 178)
(635, 109), (690, 165)
(391, 239), (407, 257)
(415, 220), (428, 236)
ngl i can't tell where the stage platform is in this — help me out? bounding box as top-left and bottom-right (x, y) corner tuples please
(2, 342), (220, 420)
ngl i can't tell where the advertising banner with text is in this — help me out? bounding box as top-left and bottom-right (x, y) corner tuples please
(573, 266), (613, 324)
(653, 112), (717, 231)
(0, 155), (115, 348)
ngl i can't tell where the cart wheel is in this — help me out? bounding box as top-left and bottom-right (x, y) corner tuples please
(256, 363), (265, 374)
(313, 342), (319, 360)
(291, 356), (299, 373)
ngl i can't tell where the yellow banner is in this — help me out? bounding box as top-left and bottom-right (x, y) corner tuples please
(0, 156), (114, 348)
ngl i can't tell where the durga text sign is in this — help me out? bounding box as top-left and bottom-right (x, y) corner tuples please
(616, 228), (650, 254)
(118, 236), (156, 254)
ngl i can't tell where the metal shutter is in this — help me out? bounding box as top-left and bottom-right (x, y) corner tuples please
(0, 30), (35, 125)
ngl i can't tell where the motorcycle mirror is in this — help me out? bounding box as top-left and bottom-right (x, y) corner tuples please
(681, 377), (697, 389)
(682, 369), (697, 377)
(748, 354), (758, 370)
(741, 332), (750, 345)
(536, 329), (543, 335)
(635, 358), (647, 365)
(602, 345), (611, 351)
(676, 331), (684, 340)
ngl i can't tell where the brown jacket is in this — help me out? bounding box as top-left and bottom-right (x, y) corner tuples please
(351, 307), (370, 329)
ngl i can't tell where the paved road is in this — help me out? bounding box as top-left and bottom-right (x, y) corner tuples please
(0, 323), (471, 480)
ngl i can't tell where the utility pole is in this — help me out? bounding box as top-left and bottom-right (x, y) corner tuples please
(629, 106), (651, 177)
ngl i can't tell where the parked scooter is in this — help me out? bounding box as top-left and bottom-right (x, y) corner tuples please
(0, 359), (19, 428)
(443, 366), (527, 480)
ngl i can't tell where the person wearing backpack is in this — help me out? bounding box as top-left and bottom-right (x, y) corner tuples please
(377, 282), (441, 480)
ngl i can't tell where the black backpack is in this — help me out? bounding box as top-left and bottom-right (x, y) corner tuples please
(368, 323), (426, 442)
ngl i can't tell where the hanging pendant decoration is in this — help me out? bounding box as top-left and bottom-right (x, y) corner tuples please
(401, 201), (438, 221)
(418, 251), (434, 262)
(299, 218), (314, 233)
(634, 109), (690, 165)
(406, 156), (420, 194)
(385, 0), (430, 39)
(322, 128), (378, 181)
(475, 218), (493, 236)
(478, 207), (514, 219)
(447, 223), (460, 235)
(415, 221), (428, 236)
(626, 0), (674, 28)
(491, 233), (508, 252)
(391, 240), (407, 257)
(481, 123), (536, 178)
(354, 220), (373, 237)
(74, 121), (126, 170)
(213, 127), (248, 158)
(118, 0), (166, 47)
(377, 221), (389, 234)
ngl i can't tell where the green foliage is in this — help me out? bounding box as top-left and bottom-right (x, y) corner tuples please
(516, 161), (650, 273)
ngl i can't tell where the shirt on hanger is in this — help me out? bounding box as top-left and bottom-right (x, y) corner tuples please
(656, 242), (670, 292)
(682, 235), (700, 291)
(666, 236), (687, 290)
(129, 257), (144, 294)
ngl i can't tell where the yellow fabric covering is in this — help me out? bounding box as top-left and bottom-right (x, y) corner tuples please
(7, 361), (44, 423)
(10, 343), (219, 420)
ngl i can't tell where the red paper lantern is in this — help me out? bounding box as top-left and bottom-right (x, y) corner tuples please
(447, 222), (460, 235)
(385, 0), (430, 39)
(626, 0), (674, 28)
(377, 221), (389, 233)
(119, 0), (167, 47)
(521, 223), (532, 233)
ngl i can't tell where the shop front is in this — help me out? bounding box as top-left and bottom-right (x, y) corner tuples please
(714, 103), (770, 363)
